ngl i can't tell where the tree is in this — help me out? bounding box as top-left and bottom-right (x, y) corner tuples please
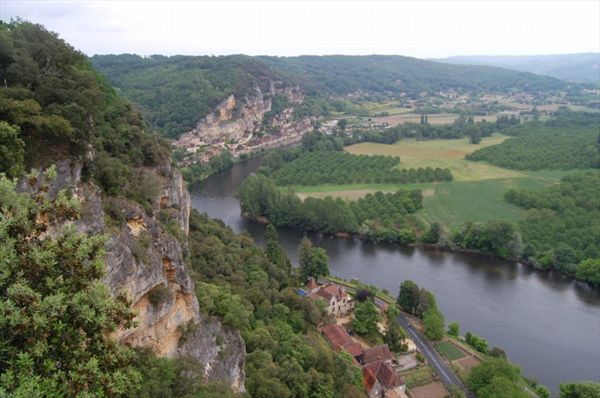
(384, 319), (408, 353)
(351, 301), (380, 335)
(0, 170), (141, 396)
(467, 358), (526, 398)
(0, 121), (25, 178)
(575, 259), (600, 286)
(297, 237), (330, 280)
(559, 382), (600, 398)
(397, 280), (420, 314)
(422, 308), (444, 340)
(264, 224), (291, 276)
(447, 322), (460, 337)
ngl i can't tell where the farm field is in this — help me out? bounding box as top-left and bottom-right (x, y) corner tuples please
(292, 136), (584, 229)
(372, 112), (495, 126)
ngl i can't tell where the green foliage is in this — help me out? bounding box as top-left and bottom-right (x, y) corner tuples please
(422, 308), (445, 340)
(384, 318), (408, 353)
(559, 381), (600, 398)
(0, 173), (140, 397)
(297, 237), (330, 281)
(464, 332), (489, 353)
(238, 173), (423, 240)
(259, 55), (566, 96)
(466, 125), (599, 170)
(0, 121), (24, 178)
(396, 280), (437, 318)
(452, 220), (523, 260)
(187, 210), (363, 396)
(447, 322), (460, 337)
(91, 54), (289, 138)
(351, 300), (380, 335)
(268, 150), (452, 186)
(148, 285), (171, 307)
(466, 358), (528, 398)
(505, 172), (600, 280)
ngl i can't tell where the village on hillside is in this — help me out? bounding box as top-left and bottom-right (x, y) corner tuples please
(298, 278), (486, 398)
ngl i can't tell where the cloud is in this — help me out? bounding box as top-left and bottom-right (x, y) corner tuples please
(1, 0), (598, 58)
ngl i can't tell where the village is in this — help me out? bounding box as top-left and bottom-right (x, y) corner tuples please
(298, 277), (487, 398)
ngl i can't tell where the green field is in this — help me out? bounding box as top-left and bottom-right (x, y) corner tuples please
(292, 136), (584, 230)
(435, 342), (467, 361)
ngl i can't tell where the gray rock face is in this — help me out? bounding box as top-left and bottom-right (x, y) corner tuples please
(20, 160), (245, 392)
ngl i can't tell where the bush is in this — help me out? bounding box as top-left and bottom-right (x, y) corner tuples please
(149, 285), (171, 307)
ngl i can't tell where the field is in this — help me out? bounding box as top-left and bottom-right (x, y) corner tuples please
(372, 113), (495, 126)
(293, 136), (581, 229)
(435, 342), (467, 361)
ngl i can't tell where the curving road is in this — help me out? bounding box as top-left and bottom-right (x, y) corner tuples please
(397, 314), (469, 394)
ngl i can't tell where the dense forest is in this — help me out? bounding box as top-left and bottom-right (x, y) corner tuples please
(466, 125), (600, 170)
(0, 21), (169, 204)
(505, 173), (600, 284)
(91, 53), (572, 139)
(90, 54), (290, 138)
(258, 55), (569, 95)
(188, 211), (365, 398)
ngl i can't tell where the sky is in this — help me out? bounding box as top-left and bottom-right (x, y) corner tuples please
(1, 0), (599, 58)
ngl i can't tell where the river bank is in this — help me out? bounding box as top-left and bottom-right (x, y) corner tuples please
(190, 156), (600, 394)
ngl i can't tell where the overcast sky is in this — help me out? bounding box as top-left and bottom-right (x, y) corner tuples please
(1, 1), (599, 58)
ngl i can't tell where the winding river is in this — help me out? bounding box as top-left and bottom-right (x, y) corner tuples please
(190, 157), (600, 394)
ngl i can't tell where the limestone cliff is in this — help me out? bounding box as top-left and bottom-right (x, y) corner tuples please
(20, 160), (245, 392)
(174, 82), (311, 163)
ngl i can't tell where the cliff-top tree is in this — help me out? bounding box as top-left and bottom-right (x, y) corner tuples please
(0, 170), (140, 397)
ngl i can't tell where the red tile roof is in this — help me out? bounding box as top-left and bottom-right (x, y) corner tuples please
(311, 283), (349, 302)
(321, 324), (363, 359)
(363, 345), (394, 364)
(362, 360), (403, 392)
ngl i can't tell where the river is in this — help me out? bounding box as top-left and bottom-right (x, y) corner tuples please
(190, 157), (600, 394)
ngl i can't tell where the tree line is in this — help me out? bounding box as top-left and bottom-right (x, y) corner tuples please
(466, 126), (599, 170)
(238, 173), (424, 241)
(267, 151), (452, 186)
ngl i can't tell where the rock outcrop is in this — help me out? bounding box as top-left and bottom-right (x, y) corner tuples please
(20, 160), (245, 391)
(174, 82), (311, 164)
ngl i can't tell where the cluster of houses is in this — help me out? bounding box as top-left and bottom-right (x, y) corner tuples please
(300, 280), (406, 398)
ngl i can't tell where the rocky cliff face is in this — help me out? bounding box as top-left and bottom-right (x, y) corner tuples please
(20, 160), (245, 392)
(174, 82), (307, 158)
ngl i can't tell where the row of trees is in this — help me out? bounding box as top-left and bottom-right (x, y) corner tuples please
(505, 172), (600, 284)
(238, 174), (424, 240)
(268, 151), (453, 186)
(466, 126), (599, 170)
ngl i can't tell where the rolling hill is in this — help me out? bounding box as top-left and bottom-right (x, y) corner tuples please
(436, 53), (600, 83)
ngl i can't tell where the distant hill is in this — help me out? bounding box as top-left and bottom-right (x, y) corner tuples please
(436, 53), (600, 83)
(92, 54), (571, 138)
(258, 55), (567, 95)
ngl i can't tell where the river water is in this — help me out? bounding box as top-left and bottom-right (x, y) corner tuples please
(190, 157), (600, 394)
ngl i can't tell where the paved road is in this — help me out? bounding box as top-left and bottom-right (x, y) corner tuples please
(397, 314), (468, 394)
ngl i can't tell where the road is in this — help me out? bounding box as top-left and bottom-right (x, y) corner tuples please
(397, 314), (468, 394)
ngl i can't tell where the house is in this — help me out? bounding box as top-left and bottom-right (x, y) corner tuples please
(363, 360), (405, 398)
(307, 282), (354, 317)
(362, 345), (394, 365)
(321, 323), (364, 362)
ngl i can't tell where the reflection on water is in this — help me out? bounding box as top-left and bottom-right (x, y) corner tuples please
(190, 158), (600, 393)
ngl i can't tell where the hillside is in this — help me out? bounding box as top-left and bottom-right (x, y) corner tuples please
(436, 53), (600, 83)
(91, 54), (571, 139)
(90, 54), (294, 138)
(259, 54), (568, 95)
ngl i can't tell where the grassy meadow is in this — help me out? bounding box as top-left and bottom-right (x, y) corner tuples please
(372, 113), (495, 126)
(292, 135), (581, 230)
